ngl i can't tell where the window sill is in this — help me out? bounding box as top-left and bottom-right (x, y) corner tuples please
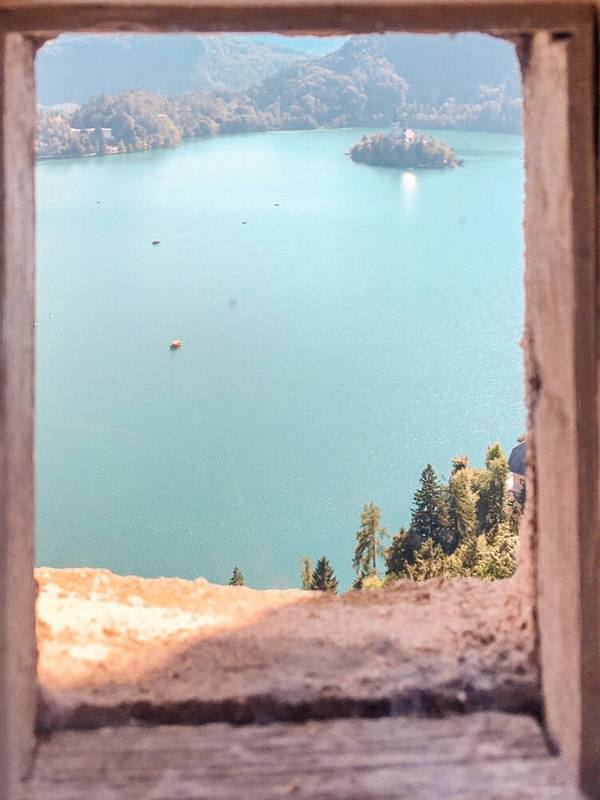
(36, 567), (537, 731)
(26, 712), (582, 799)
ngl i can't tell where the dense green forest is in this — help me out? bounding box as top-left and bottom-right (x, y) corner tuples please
(37, 34), (521, 159)
(236, 442), (522, 593)
(350, 129), (461, 168)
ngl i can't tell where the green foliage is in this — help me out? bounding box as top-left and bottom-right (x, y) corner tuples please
(300, 556), (313, 590)
(353, 502), (387, 585)
(446, 533), (487, 577)
(485, 442), (504, 467)
(474, 524), (518, 579)
(228, 566), (245, 586)
(507, 494), (523, 535)
(384, 526), (424, 578)
(446, 468), (476, 551)
(476, 442), (510, 540)
(355, 441), (522, 589)
(361, 574), (384, 590)
(404, 539), (447, 581)
(385, 526), (410, 577)
(310, 556), (339, 593)
(451, 454), (469, 474)
(447, 523), (518, 581)
(403, 525), (518, 583)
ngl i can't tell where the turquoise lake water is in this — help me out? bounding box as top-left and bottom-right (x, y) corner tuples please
(36, 128), (525, 589)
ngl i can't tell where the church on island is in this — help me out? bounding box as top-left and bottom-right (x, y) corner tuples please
(390, 122), (417, 146)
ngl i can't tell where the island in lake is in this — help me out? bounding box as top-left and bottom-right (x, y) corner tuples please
(350, 124), (461, 169)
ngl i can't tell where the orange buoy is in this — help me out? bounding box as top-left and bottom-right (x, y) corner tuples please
(170, 339), (182, 350)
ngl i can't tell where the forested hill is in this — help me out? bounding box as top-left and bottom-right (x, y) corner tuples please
(246, 33), (520, 130)
(36, 34), (309, 105)
(331, 34), (520, 104)
(37, 33), (522, 159)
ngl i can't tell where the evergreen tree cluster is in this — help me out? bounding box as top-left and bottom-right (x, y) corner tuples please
(236, 442), (522, 594)
(380, 442), (523, 584)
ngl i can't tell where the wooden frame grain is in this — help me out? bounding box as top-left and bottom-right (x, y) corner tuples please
(0, 30), (38, 800)
(522, 24), (599, 798)
(0, 3), (597, 798)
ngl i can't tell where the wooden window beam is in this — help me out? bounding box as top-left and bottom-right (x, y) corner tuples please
(0, 3), (594, 36)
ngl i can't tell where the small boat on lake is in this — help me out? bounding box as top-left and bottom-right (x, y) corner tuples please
(152, 240), (160, 246)
(170, 339), (182, 350)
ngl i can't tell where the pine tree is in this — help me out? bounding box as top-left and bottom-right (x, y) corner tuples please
(310, 556), (338, 593)
(446, 468), (476, 552)
(229, 566), (245, 586)
(353, 502), (387, 585)
(300, 556), (313, 590)
(477, 443), (509, 540)
(410, 464), (450, 550)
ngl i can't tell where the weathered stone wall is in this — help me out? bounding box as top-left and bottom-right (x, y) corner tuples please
(36, 568), (537, 731)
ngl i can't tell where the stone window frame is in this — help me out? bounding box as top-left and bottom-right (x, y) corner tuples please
(0, 2), (597, 798)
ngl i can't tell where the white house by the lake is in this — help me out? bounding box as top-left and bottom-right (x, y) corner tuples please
(507, 440), (526, 496)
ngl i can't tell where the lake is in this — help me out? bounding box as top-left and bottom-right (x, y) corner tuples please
(36, 127), (525, 590)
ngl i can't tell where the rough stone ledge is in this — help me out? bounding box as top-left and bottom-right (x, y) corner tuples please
(25, 713), (581, 800)
(36, 568), (538, 732)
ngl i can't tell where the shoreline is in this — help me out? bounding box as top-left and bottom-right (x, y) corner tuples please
(36, 122), (523, 163)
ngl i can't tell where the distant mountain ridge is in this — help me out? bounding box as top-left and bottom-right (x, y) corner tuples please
(37, 34), (309, 105)
(37, 32), (519, 108)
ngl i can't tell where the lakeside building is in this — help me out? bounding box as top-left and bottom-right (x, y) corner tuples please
(507, 439), (526, 496)
(69, 126), (113, 141)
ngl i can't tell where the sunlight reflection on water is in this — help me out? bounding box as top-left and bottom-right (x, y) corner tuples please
(400, 170), (418, 212)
